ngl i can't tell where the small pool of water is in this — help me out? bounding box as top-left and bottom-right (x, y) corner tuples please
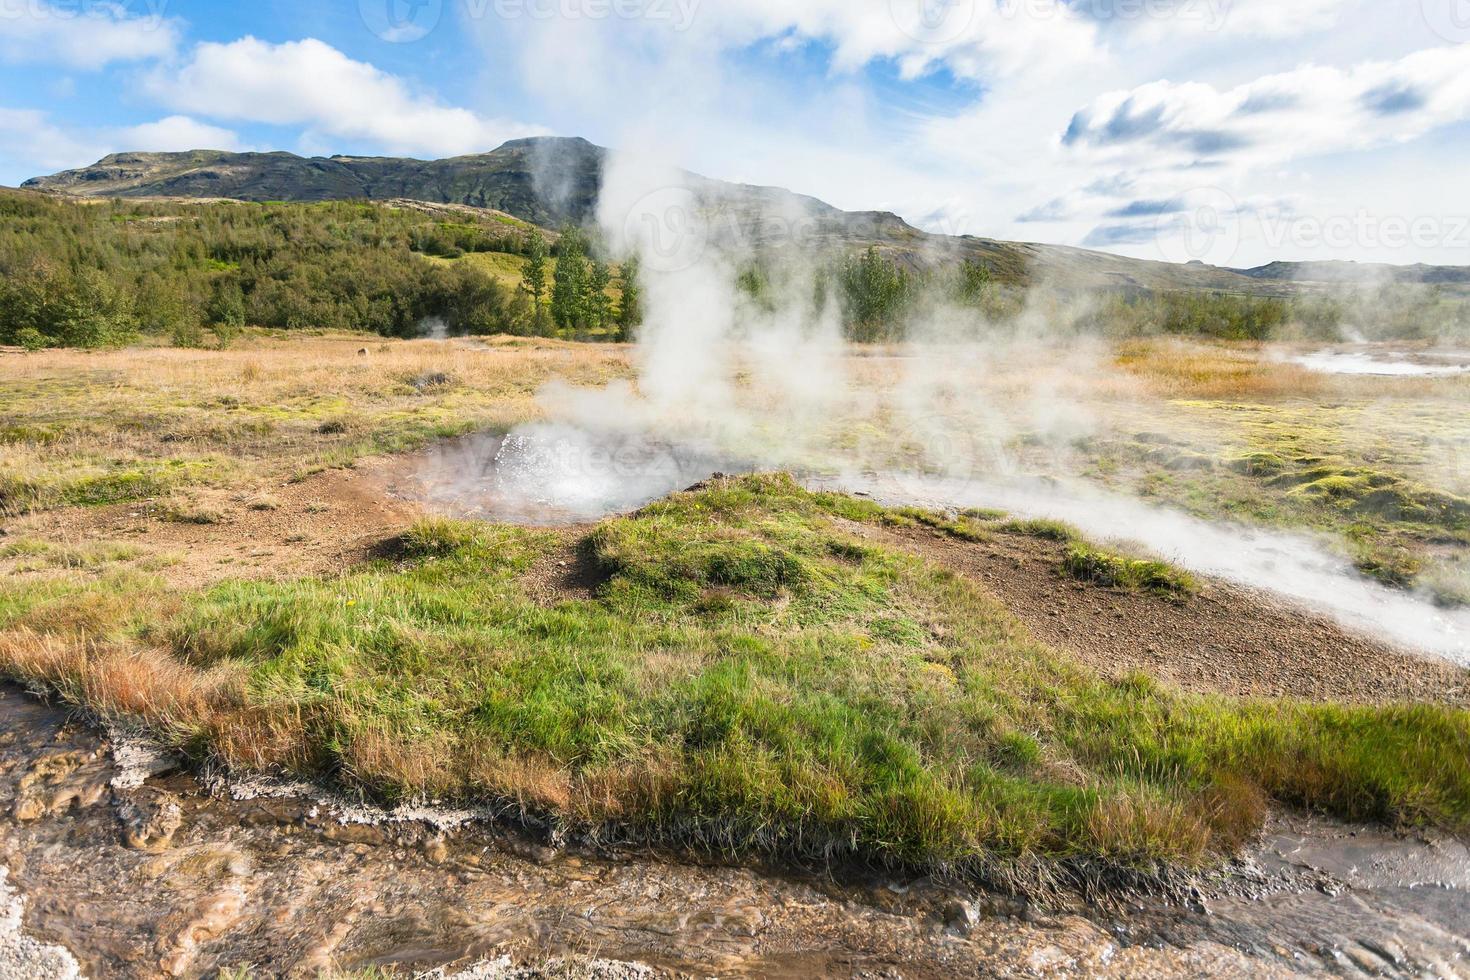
(1289, 348), (1470, 377)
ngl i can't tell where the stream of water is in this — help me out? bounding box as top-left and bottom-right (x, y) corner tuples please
(1289, 347), (1470, 377)
(1, 686), (1467, 977)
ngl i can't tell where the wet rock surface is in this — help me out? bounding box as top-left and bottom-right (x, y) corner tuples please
(0, 685), (1465, 978)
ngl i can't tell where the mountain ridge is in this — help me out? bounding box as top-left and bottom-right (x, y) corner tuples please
(23, 137), (1470, 294)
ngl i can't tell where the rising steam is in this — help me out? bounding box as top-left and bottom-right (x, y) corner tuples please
(410, 147), (1469, 663)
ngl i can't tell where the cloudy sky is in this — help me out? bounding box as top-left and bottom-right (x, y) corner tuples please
(2, 0), (1467, 266)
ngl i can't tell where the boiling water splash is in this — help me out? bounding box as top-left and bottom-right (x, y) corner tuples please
(491, 424), (755, 520)
(404, 424), (756, 524)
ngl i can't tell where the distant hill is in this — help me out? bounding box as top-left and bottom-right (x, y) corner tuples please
(23, 138), (601, 228)
(24, 136), (1466, 296)
(1237, 260), (1470, 285)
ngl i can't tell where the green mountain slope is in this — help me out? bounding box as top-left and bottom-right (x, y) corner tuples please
(22, 136), (1468, 294)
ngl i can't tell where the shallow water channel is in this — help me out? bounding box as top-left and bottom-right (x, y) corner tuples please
(1, 685), (1467, 977)
(1288, 347), (1470, 377)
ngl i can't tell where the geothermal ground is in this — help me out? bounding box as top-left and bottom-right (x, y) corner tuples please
(1, 333), (1468, 976)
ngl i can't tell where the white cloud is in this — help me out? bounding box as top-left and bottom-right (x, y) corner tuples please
(0, 0), (178, 70)
(1061, 46), (1470, 167)
(708, 0), (1104, 80)
(0, 106), (96, 173)
(1108, 0), (1352, 41)
(1205, 0), (1348, 37)
(0, 108), (242, 186)
(118, 115), (241, 152)
(145, 37), (546, 158)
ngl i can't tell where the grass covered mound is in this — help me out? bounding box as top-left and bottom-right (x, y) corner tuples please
(4, 474), (1469, 876)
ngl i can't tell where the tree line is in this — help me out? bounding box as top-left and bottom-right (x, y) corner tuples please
(0, 192), (644, 349)
(4, 189), (1456, 349)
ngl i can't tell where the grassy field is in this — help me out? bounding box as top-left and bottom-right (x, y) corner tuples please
(0, 332), (630, 515)
(3, 473), (1468, 876)
(1096, 340), (1470, 600)
(1, 333), (1467, 880)
(434, 250), (535, 292)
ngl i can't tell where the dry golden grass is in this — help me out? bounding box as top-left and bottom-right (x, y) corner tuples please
(0, 627), (320, 771)
(0, 630), (237, 729)
(1114, 338), (1329, 400)
(0, 332), (633, 515)
(1086, 793), (1214, 864)
(1113, 337), (1470, 401)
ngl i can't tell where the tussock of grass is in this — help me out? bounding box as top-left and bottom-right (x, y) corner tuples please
(1061, 545), (1200, 598)
(2, 474), (1466, 882)
(154, 492), (228, 525)
(884, 506), (989, 542)
(995, 518), (1079, 542)
(0, 537), (143, 571)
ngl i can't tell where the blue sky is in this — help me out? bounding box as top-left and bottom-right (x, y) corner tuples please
(2, 0), (1468, 267)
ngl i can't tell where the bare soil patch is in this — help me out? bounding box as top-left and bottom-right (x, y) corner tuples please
(3, 464), (419, 588)
(520, 536), (606, 604)
(853, 519), (1470, 707)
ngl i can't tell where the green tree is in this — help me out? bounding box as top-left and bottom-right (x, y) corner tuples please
(205, 279), (247, 330)
(616, 254), (642, 341)
(954, 259), (991, 306)
(520, 231), (550, 334)
(839, 246), (911, 341)
(587, 258), (613, 330)
(550, 225), (590, 333)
